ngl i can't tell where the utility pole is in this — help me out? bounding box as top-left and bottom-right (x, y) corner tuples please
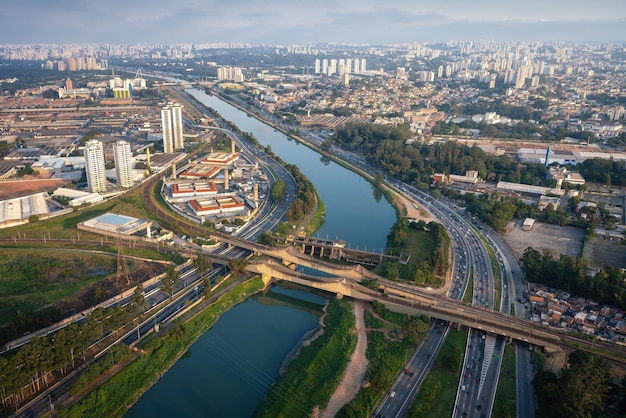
(117, 226), (132, 286)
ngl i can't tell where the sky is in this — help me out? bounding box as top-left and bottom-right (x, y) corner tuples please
(2, 0), (626, 44)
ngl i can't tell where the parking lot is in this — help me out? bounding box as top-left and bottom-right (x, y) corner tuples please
(502, 219), (586, 259)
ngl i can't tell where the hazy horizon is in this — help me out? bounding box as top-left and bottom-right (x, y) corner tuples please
(2, 0), (625, 44)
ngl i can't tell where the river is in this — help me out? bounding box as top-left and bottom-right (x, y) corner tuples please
(187, 87), (395, 252)
(126, 89), (396, 417)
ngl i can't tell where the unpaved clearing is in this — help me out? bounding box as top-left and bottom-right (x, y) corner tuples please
(320, 301), (368, 418)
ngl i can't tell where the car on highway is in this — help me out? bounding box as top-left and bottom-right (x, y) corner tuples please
(389, 391), (396, 398)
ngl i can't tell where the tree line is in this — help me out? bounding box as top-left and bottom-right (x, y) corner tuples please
(0, 301), (141, 412)
(333, 122), (549, 189)
(521, 247), (626, 310)
(534, 350), (626, 417)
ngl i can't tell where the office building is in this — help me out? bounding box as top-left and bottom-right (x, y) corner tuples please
(114, 140), (133, 188)
(84, 139), (106, 193)
(161, 102), (184, 153)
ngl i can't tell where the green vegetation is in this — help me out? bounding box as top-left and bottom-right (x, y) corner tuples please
(336, 302), (429, 417)
(492, 345), (516, 418)
(533, 350), (626, 418)
(270, 179), (287, 201)
(379, 219), (448, 288)
(64, 277), (264, 418)
(69, 345), (132, 396)
(305, 191), (326, 235)
(0, 251), (116, 328)
(577, 157), (626, 187)
(0, 305), (137, 414)
(254, 299), (356, 418)
(463, 269), (474, 303)
(483, 237), (502, 311)
(333, 123), (548, 188)
(521, 247), (626, 310)
(407, 328), (467, 418)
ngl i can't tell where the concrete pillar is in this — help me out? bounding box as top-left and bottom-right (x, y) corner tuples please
(224, 168), (229, 190)
(146, 226), (152, 238)
(253, 183), (259, 203)
(261, 273), (272, 286)
(231, 138), (236, 154)
(171, 162), (176, 180)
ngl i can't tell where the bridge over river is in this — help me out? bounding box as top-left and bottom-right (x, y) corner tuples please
(244, 259), (626, 364)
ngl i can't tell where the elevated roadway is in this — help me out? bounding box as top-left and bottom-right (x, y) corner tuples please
(247, 259), (626, 365)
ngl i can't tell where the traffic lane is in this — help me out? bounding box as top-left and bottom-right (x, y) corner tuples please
(376, 324), (446, 417)
(516, 344), (535, 418)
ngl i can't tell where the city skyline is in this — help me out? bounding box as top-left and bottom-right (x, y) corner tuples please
(2, 0), (626, 44)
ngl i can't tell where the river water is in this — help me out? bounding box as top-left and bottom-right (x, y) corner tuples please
(126, 89), (396, 417)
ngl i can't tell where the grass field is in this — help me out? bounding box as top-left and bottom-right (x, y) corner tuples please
(375, 228), (435, 281)
(407, 328), (467, 418)
(492, 345), (516, 418)
(0, 250), (117, 326)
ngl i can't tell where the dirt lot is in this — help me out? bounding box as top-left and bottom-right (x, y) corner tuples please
(502, 219), (586, 259)
(0, 178), (71, 200)
(582, 235), (626, 269)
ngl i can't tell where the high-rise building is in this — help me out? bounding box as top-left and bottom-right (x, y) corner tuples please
(161, 102), (184, 153)
(322, 59), (328, 75)
(360, 58), (366, 73)
(353, 58), (360, 73)
(330, 59), (337, 75)
(84, 139), (106, 193)
(113, 140), (133, 188)
(314, 59), (321, 74)
(217, 67), (244, 82)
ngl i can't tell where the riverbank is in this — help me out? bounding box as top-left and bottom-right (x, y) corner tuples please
(202, 87), (433, 235)
(279, 299), (329, 375)
(321, 300), (368, 418)
(63, 277), (264, 418)
(253, 298), (357, 418)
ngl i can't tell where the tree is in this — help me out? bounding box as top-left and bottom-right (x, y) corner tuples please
(320, 137), (333, 152)
(257, 232), (276, 246)
(160, 266), (180, 298)
(193, 254), (213, 275)
(42, 89), (59, 99)
(228, 258), (248, 276)
(202, 275), (212, 297)
(402, 317), (428, 344)
(270, 179), (287, 201)
(131, 283), (145, 314)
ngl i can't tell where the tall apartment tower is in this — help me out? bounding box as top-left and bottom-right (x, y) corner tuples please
(314, 59), (321, 74)
(114, 140), (133, 188)
(161, 102), (184, 153)
(360, 58), (366, 73)
(84, 139), (107, 193)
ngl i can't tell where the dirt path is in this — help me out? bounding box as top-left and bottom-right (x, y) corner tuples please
(320, 300), (368, 418)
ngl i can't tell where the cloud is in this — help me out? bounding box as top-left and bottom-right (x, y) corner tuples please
(0, 0), (624, 43)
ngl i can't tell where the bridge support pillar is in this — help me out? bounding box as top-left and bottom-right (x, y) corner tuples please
(261, 273), (273, 287)
(336, 292), (343, 300)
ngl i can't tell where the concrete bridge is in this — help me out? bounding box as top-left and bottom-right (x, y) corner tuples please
(245, 260), (626, 365)
(246, 259), (563, 353)
(289, 235), (408, 267)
